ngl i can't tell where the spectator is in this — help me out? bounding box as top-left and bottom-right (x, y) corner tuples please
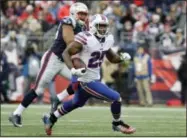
(157, 24), (176, 49)
(19, 4), (37, 22)
(111, 62), (131, 105)
(48, 1), (60, 20)
(33, 1), (43, 16)
(111, 1), (124, 18)
(16, 29), (27, 49)
(5, 1), (15, 18)
(176, 28), (185, 47)
(120, 21), (134, 43)
(42, 5), (56, 25)
(133, 21), (150, 50)
(119, 21), (137, 58)
(164, 15), (176, 31)
(118, 8), (136, 43)
(1, 12), (8, 35)
(107, 15), (116, 38)
(132, 46), (153, 106)
(0, 51), (10, 103)
(6, 16), (19, 33)
(155, 7), (165, 23)
(20, 1), (27, 10)
(27, 17), (42, 36)
(176, 1), (186, 31)
(144, 0), (163, 12)
(129, 4), (137, 18)
(119, 8), (136, 27)
(133, 0), (144, 7)
(138, 7), (150, 27)
(38, 11), (53, 33)
(20, 21), (31, 36)
(14, 1), (25, 16)
(57, 1), (73, 20)
(97, 1), (110, 14)
(168, 4), (178, 22)
(102, 57), (117, 88)
(21, 46), (40, 96)
(146, 14), (164, 42)
(101, 2), (113, 16)
(2, 31), (21, 66)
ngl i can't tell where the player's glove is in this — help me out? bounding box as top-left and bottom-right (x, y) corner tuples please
(120, 53), (131, 61)
(71, 68), (86, 77)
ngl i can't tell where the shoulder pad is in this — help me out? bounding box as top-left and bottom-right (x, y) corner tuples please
(74, 32), (88, 45)
(61, 16), (76, 28)
(82, 31), (92, 37)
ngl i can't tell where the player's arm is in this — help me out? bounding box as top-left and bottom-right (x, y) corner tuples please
(62, 41), (83, 69)
(106, 48), (131, 63)
(106, 48), (122, 63)
(62, 24), (74, 45)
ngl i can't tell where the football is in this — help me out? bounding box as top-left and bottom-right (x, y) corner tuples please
(72, 58), (86, 69)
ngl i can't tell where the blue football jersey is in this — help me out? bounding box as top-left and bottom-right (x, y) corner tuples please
(50, 16), (87, 61)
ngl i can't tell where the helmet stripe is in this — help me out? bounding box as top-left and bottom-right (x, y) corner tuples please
(101, 15), (106, 21)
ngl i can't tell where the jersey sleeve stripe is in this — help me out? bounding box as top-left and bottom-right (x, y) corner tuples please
(77, 34), (87, 41)
(75, 35), (87, 42)
(75, 37), (87, 45)
(75, 36), (87, 44)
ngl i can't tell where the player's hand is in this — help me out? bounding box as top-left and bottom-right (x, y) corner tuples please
(71, 68), (86, 77)
(120, 53), (131, 61)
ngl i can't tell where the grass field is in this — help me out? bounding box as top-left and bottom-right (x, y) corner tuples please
(0, 104), (186, 137)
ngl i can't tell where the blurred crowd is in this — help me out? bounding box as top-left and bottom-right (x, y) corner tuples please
(0, 0), (186, 105)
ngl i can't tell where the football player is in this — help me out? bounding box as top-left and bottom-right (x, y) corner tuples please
(9, 2), (88, 127)
(42, 14), (136, 135)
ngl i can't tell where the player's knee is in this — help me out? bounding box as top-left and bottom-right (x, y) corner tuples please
(42, 79), (51, 87)
(35, 79), (52, 95)
(34, 87), (44, 95)
(60, 67), (72, 80)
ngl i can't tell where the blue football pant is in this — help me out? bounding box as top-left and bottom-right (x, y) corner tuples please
(57, 81), (120, 115)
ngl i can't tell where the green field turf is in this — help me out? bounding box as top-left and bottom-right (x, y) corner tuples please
(0, 104), (186, 137)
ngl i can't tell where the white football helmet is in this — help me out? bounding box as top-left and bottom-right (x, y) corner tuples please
(89, 14), (109, 38)
(70, 2), (88, 25)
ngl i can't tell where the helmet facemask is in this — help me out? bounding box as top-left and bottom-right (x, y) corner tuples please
(89, 14), (110, 38)
(95, 23), (109, 38)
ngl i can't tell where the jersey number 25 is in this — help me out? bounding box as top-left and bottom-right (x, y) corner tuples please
(88, 51), (106, 68)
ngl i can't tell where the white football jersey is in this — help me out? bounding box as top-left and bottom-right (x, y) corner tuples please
(74, 31), (114, 82)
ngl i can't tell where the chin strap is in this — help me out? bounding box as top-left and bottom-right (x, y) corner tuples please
(77, 19), (85, 25)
